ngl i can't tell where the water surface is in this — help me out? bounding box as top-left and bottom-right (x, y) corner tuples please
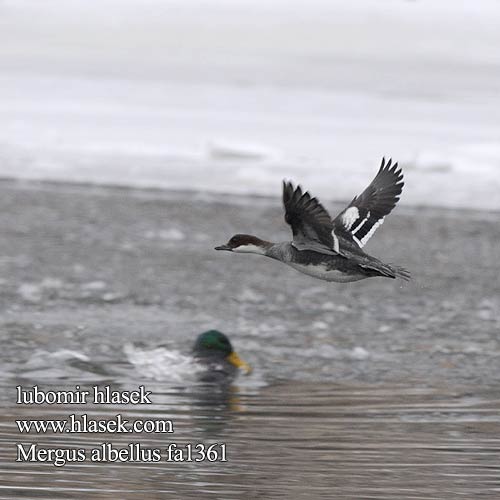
(0, 182), (499, 498)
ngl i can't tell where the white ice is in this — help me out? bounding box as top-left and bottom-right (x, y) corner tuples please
(0, 0), (499, 209)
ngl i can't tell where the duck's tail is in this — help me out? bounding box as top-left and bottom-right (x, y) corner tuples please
(360, 260), (412, 281)
(387, 263), (411, 281)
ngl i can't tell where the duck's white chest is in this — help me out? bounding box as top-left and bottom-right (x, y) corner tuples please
(287, 262), (364, 283)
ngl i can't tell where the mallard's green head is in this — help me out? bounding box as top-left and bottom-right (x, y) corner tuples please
(193, 330), (251, 374)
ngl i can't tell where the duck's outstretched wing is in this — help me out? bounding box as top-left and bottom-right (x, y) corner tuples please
(333, 158), (404, 249)
(282, 181), (337, 255)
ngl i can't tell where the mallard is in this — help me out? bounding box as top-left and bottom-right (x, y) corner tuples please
(193, 330), (251, 382)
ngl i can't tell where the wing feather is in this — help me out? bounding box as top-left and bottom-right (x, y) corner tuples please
(282, 181), (336, 254)
(333, 158), (404, 248)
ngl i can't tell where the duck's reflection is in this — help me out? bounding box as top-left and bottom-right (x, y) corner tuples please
(186, 382), (244, 436)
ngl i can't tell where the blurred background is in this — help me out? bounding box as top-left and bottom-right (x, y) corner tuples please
(1, 2), (500, 498)
(1, 0), (499, 208)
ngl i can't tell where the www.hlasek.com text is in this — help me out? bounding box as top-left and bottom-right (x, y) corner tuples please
(16, 414), (174, 434)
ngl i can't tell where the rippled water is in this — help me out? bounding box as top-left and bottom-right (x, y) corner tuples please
(0, 182), (499, 498)
(2, 370), (500, 499)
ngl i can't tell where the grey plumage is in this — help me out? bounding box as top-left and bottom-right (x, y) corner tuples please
(216, 157), (410, 283)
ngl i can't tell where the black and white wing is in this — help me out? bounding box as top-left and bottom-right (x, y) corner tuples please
(333, 158), (404, 248)
(282, 181), (337, 255)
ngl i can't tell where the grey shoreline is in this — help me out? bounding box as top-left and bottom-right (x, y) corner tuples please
(0, 178), (499, 386)
(4, 176), (500, 216)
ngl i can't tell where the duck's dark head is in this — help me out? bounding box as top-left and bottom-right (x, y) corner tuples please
(193, 330), (251, 374)
(215, 234), (271, 255)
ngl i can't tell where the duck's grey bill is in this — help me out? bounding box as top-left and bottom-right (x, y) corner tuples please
(215, 244), (232, 251)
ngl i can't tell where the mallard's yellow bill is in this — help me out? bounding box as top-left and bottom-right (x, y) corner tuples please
(226, 351), (252, 375)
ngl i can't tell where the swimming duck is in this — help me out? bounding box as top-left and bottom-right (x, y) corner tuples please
(193, 330), (251, 382)
(215, 158), (410, 283)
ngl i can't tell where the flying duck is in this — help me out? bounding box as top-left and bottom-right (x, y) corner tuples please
(215, 158), (410, 283)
